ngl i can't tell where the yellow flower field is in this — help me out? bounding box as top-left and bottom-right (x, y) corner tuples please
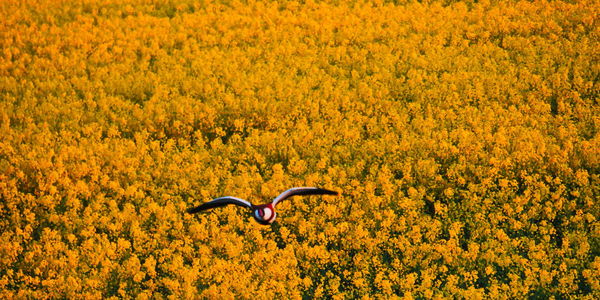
(0, 0), (598, 298)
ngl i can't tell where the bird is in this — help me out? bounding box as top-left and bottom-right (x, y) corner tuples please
(186, 187), (339, 225)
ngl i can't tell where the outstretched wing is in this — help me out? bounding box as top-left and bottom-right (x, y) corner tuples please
(186, 196), (252, 214)
(272, 187), (338, 207)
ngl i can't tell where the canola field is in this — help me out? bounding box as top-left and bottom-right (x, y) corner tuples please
(1, 0), (599, 298)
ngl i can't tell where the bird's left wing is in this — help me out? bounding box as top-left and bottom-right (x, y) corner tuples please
(186, 196), (253, 214)
(272, 187), (338, 207)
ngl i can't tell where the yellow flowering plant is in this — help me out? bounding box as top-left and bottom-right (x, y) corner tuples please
(0, 0), (598, 298)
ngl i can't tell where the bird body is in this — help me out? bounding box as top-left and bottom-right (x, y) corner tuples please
(252, 203), (276, 225)
(187, 187), (338, 225)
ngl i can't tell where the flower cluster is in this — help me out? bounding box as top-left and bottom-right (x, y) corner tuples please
(0, 0), (598, 298)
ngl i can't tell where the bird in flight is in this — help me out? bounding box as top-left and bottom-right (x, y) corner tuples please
(186, 187), (339, 225)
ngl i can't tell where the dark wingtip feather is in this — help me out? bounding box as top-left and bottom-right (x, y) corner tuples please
(320, 188), (339, 196)
(186, 206), (203, 214)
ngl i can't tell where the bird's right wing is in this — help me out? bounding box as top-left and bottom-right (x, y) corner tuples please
(186, 196), (252, 214)
(272, 187), (339, 207)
